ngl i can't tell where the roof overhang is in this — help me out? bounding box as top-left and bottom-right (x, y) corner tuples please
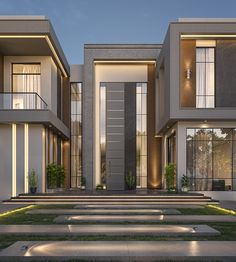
(0, 17), (69, 77)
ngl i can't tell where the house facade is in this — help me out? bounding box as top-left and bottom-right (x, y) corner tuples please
(0, 16), (236, 200)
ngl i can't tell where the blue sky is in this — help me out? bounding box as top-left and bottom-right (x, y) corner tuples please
(0, 0), (235, 64)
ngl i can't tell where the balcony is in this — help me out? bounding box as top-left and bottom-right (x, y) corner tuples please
(0, 92), (47, 110)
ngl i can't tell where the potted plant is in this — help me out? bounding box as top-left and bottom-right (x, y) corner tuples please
(125, 171), (136, 190)
(28, 169), (38, 194)
(181, 174), (190, 192)
(164, 163), (176, 192)
(81, 176), (86, 190)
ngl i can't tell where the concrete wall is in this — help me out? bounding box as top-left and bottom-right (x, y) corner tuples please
(216, 40), (236, 107)
(3, 56), (58, 115)
(0, 123), (46, 200)
(28, 124), (45, 193)
(70, 64), (83, 83)
(157, 22), (236, 133)
(0, 124), (12, 200)
(156, 28), (171, 133)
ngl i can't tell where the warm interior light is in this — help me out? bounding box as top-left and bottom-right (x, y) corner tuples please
(0, 35), (68, 77)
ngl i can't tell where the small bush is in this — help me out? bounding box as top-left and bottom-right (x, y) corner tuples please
(47, 163), (65, 189)
(125, 171), (136, 190)
(164, 163), (176, 192)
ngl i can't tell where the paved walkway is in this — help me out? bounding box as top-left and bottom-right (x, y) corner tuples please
(26, 208), (181, 215)
(1, 241), (235, 261)
(75, 204), (204, 209)
(0, 224), (219, 236)
(54, 214), (236, 223)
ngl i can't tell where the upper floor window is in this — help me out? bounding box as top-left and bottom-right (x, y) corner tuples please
(196, 41), (215, 108)
(12, 64), (41, 94)
(12, 64), (41, 109)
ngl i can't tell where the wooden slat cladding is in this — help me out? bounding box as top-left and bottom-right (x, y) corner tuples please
(180, 40), (196, 107)
(147, 64), (162, 189)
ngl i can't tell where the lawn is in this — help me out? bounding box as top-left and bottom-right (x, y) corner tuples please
(0, 204), (235, 251)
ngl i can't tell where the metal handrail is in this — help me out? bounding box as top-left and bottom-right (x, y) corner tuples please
(0, 92), (48, 110)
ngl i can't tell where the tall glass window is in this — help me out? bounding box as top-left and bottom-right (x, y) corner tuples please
(71, 83), (82, 187)
(12, 64), (41, 109)
(196, 48), (215, 108)
(187, 128), (236, 191)
(136, 83), (147, 188)
(100, 83), (106, 185)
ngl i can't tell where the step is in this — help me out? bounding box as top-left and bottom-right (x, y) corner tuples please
(1, 241), (236, 261)
(3, 200), (219, 205)
(26, 208), (181, 215)
(0, 224), (220, 236)
(74, 204), (205, 209)
(53, 214), (236, 223)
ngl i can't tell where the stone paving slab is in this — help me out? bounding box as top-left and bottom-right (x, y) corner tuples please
(0, 241), (235, 261)
(26, 208), (181, 215)
(0, 224), (220, 236)
(74, 204), (204, 209)
(54, 214), (236, 223)
(220, 201), (236, 211)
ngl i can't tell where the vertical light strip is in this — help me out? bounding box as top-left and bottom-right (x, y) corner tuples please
(42, 127), (46, 193)
(12, 124), (16, 197)
(24, 124), (29, 193)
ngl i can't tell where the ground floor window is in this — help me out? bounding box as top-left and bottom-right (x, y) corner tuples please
(187, 128), (236, 191)
(71, 82), (82, 187)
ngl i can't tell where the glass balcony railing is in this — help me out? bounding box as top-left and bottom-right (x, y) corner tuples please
(0, 92), (47, 110)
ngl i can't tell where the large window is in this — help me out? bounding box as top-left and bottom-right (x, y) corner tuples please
(196, 47), (215, 108)
(71, 83), (82, 187)
(12, 63), (41, 109)
(187, 128), (236, 191)
(136, 83), (147, 188)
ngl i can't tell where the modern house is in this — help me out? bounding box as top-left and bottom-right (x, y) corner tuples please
(0, 16), (236, 200)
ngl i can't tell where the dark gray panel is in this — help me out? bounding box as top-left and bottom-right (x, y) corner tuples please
(125, 82), (136, 189)
(216, 40), (236, 107)
(106, 83), (125, 190)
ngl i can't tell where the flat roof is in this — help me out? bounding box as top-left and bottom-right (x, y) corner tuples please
(178, 18), (236, 23)
(0, 16), (69, 76)
(84, 44), (162, 49)
(0, 16), (46, 20)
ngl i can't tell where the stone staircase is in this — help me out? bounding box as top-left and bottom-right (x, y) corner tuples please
(4, 192), (219, 205)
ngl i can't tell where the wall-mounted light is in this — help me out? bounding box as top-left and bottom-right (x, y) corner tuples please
(186, 68), (192, 80)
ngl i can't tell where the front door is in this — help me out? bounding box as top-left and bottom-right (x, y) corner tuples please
(106, 83), (125, 190)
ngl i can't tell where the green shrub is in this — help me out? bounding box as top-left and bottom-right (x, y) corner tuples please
(164, 163), (176, 192)
(47, 163), (65, 189)
(81, 176), (86, 187)
(125, 171), (136, 190)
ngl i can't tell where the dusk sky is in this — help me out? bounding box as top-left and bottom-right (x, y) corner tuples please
(0, 0), (235, 64)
